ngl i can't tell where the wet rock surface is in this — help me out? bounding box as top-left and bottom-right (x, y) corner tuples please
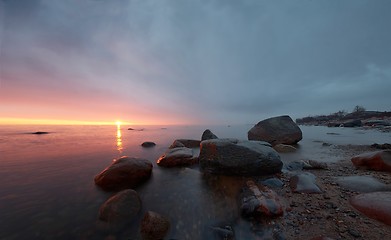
(335, 175), (390, 192)
(351, 150), (391, 172)
(248, 115), (303, 145)
(350, 192), (391, 226)
(140, 211), (170, 240)
(289, 172), (322, 193)
(199, 139), (283, 176)
(157, 147), (198, 167)
(98, 189), (141, 229)
(94, 156), (153, 191)
(240, 180), (285, 218)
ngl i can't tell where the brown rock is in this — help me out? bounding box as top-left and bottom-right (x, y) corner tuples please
(169, 139), (201, 149)
(157, 147), (198, 167)
(201, 129), (218, 141)
(248, 115), (302, 145)
(351, 150), (391, 172)
(140, 211), (170, 240)
(94, 156), (153, 191)
(273, 144), (297, 153)
(350, 192), (391, 226)
(99, 189), (141, 225)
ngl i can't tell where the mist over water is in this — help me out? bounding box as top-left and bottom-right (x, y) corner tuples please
(0, 124), (390, 239)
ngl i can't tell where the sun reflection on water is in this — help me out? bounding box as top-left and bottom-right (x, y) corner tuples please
(116, 122), (123, 152)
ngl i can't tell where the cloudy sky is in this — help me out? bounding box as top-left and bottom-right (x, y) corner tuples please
(1, 0), (390, 125)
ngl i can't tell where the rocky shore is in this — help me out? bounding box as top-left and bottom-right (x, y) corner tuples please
(93, 115), (391, 240)
(296, 110), (391, 132)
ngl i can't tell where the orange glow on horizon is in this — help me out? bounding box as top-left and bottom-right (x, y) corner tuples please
(0, 118), (135, 126)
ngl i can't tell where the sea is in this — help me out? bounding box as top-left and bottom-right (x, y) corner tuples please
(0, 124), (390, 239)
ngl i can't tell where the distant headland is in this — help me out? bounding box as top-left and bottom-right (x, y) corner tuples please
(296, 106), (391, 131)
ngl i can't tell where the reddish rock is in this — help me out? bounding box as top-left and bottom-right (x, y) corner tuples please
(240, 180), (285, 217)
(351, 150), (391, 172)
(350, 192), (391, 226)
(248, 115), (302, 145)
(94, 156), (153, 191)
(140, 211), (170, 240)
(290, 172), (322, 193)
(157, 147), (198, 167)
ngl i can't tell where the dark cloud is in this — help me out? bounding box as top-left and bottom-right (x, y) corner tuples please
(1, 0), (390, 124)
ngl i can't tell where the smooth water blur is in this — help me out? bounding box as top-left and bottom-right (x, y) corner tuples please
(0, 124), (390, 239)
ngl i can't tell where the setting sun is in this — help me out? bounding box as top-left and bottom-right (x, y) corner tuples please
(115, 121), (122, 126)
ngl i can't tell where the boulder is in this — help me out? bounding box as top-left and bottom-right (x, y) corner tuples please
(157, 147), (198, 167)
(140, 211), (170, 240)
(94, 156), (153, 191)
(98, 189), (141, 225)
(335, 175), (390, 193)
(201, 129), (218, 141)
(141, 142), (156, 148)
(169, 139), (201, 149)
(248, 115), (302, 145)
(240, 180), (284, 218)
(199, 139), (282, 176)
(273, 144), (297, 153)
(351, 150), (391, 172)
(350, 192), (391, 226)
(289, 172), (322, 193)
(342, 119), (362, 127)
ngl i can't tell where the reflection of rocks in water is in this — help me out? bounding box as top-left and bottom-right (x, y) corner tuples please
(350, 192), (391, 226)
(335, 175), (390, 193)
(289, 172), (322, 193)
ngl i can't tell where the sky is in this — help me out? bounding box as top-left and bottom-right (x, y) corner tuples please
(0, 0), (390, 125)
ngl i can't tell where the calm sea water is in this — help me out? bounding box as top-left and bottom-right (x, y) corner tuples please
(0, 124), (390, 239)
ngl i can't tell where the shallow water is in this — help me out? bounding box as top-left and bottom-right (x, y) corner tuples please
(0, 124), (390, 239)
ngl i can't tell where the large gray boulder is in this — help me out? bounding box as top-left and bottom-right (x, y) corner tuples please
(94, 156), (153, 191)
(248, 115), (302, 145)
(199, 139), (282, 176)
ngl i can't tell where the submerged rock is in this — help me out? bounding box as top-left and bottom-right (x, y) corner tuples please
(210, 225), (235, 240)
(140, 211), (170, 240)
(335, 175), (390, 193)
(248, 115), (302, 145)
(201, 129), (218, 141)
(273, 144), (297, 153)
(94, 156), (153, 191)
(351, 150), (391, 172)
(290, 172), (322, 193)
(157, 147), (198, 167)
(350, 191), (391, 226)
(240, 180), (285, 217)
(199, 139), (282, 176)
(98, 189), (141, 227)
(31, 131), (49, 134)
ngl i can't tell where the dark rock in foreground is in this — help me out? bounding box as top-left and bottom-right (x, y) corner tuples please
(350, 191), (391, 226)
(157, 147), (198, 167)
(201, 129), (218, 141)
(290, 172), (322, 193)
(199, 139), (282, 176)
(240, 180), (284, 217)
(169, 139), (201, 149)
(94, 156), (153, 191)
(248, 115), (302, 145)
(141, 141), (156, 148)
(140, 211), (170, 240)
(98, 189), (141, 227)
(351, 150), (391, 172)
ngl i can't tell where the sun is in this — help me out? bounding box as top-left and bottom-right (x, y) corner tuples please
(115, 120), (122, 126)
